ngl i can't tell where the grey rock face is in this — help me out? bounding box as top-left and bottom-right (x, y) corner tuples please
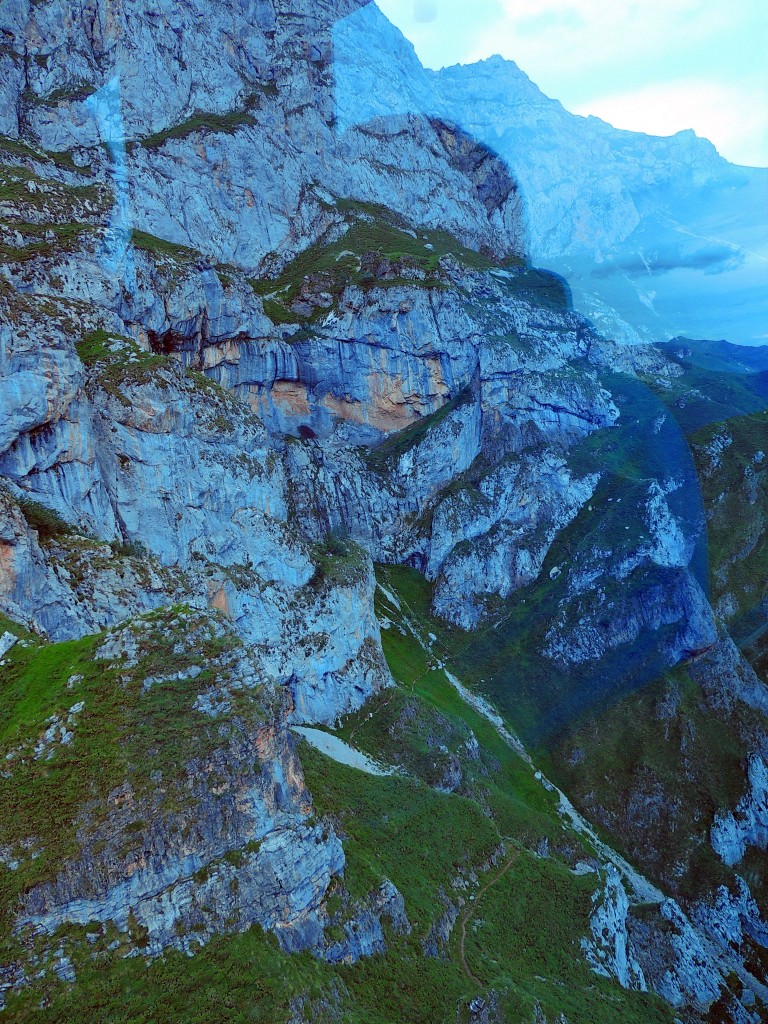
(691, 631), (768, 719)
(545, 568), (717, 669)
(10, 0), (362, 143)
(690, 878), (768, 967)
(1, 3), (765, 1020)
(169, 254), (615, 630)
(0, 490), (80, 637)
(687, 636), (768, 889)
(1, 0), (623, 645)
(5, 612), (347, 972)
(711, 755), (768, 867)
(430, 455), (599, 629)
(0, 268), (392, 720)
(0, 631), (17, 658)
(635, 899), (725, 1009)
(582, 865), (646, 991)
(324, 880), (410, 964)
(0, 0), (527, 295)
(21, 809), (344, 960)
(629, 891), (768, 1018)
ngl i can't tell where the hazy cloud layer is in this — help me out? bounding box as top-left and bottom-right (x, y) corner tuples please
(590, 244), (746, 279)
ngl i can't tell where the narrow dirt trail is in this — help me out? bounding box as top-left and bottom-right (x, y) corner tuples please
(457, 849), (520, 987)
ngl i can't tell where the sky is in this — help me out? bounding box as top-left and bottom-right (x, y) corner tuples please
(375, 0), (768, 167)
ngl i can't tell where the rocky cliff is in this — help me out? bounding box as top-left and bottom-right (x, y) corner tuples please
(0, 2), (766, 1022)
(334, 3), (768, 347)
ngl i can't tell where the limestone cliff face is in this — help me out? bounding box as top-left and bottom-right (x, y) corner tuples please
(0, 1), (766, 1020)
(0, 608), (351, 1004)
(0, 0), (525, 272)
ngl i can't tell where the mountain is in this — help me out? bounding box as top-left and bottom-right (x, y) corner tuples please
(333, 4), (768, 347)
(0, 1), (766, 1022)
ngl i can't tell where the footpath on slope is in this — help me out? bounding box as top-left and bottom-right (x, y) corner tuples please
(383, 582), (664, 904)
(456, 848), (521, 988)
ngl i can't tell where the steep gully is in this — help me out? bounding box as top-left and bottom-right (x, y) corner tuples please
(376, 580), (664, 903)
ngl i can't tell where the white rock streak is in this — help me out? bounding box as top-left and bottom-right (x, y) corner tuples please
(292, 727), (399, 777)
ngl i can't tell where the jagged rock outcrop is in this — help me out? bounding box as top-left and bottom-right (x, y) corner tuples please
(324, 879), (410, 964)
(18, 732), (345, 958)
(0, 606), (407, 1009)
(711, 755), (768, 867)
(545, 566), (717, 669)
(430, 455), (599, 629)
(587, 868), (768, 1020)
(582, 865), (647, 991)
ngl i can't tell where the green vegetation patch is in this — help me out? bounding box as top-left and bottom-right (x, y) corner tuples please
(75, 328), (135, 366)
(0, 164), (102, 208)
(76, 329), (171, 403)
(458, 851), (672, 1024)
(302, 741), (499, 920)
(338, 574), (563, 849)
(0, 607), (261, 940)
(644, 347), (768, 435)
(250, 200), (517, 327)
(309, 533), (368, 590)
(0, 134), (92, 174)
(131, 229), (201, 263)
(0, 221), (95, 263)
(4, 927), (336, 1024)
(0, 136), (42, 161)
(491, 265), (572, 312)
(302, 742), (672, 1024)
(38, 82), (98, 105)
(15, 496), (73, 540)
(138, 111), (257, 150)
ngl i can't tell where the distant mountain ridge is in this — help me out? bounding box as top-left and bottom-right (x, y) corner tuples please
(334, 4), (768, 346)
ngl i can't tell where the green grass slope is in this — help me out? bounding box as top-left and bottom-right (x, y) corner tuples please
(1, 592), (673, 1023)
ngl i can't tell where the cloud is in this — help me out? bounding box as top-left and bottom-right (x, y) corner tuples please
(515, 8), (585, 35)
(573, 79), (768, 167)
(376, 0), (506, 67)
(464, 0), (728, 80)
(413, 0), (438, 23)
(591, 243), (745, 279)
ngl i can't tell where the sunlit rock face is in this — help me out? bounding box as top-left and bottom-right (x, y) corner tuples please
(2, 0), (525, 273)
(333, 3), (768, 346)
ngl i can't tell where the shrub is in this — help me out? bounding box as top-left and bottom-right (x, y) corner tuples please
(16, 497), (72, 539)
